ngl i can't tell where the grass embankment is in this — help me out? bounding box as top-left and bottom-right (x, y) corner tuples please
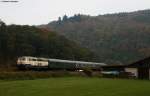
(0, 77), (150, 96)
(0, 71), (85, 80)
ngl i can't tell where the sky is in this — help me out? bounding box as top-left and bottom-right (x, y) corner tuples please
(0, 0), (150, 25)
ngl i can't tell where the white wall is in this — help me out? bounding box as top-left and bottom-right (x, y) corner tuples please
(125, 68), (138, 78)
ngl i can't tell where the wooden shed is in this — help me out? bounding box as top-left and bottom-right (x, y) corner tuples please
(125, 57), (150, 79)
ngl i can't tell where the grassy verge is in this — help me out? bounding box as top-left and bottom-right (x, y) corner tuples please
(0, 77), (150, 96)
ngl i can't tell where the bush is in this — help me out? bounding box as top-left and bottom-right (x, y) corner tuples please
(0, 71), (72, 80)
(102, 74), (118, 78)
(0, 70), (105, 80)
(83, 67), (93, 77)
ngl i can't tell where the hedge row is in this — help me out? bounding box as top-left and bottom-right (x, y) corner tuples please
(0, 71), (102, 80)
(0, 71), (72, 80)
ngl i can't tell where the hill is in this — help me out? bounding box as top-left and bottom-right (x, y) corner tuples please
(41, 9), (150, 64)
(0, 21), (98, 68)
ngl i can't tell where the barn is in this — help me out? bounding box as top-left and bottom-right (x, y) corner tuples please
(125, 57), (150, 79)
(102, 57), (150, 79)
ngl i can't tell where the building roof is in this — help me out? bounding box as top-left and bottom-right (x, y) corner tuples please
(127, 56), (150, 68)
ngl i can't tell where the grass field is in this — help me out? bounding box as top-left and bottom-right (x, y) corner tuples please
(0, 77), (150, 96)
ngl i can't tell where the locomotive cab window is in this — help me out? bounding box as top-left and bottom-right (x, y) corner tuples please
(29, 58), (37, 61)
(20, 58), (26, 61)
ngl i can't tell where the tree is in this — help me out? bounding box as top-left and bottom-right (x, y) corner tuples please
(0, 21), (7, 54)
(0, 23), (98, 68)
(62, 15), (68, 21)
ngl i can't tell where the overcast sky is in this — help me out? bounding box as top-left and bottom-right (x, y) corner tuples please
(0, 0), (150, 25)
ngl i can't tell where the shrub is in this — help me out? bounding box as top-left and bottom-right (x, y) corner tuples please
(0, 71), (71, 80)
(102, 74), (118, 78)
(83, 67), (93, 77)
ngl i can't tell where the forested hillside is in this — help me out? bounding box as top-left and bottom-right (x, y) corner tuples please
(0, 21), (98, 68)
(42, 9), (150, 64)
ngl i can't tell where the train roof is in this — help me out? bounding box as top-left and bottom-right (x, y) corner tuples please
(49, 59), (106, 65)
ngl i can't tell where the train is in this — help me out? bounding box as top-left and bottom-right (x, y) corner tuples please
(17, 56), (106, 70)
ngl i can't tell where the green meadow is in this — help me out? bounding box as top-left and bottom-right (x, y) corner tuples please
(0, 77), (150, 96)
